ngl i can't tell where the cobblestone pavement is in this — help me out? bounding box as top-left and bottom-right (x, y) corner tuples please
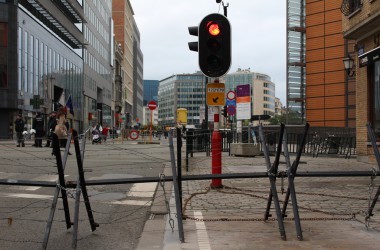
(155, 153), (380, 249)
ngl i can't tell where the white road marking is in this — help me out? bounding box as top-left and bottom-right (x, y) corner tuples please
(9, 174), (64, 191)
(127, 182), (157, 197)
(194, 211), (211, 250)
(0, 192), (52, 200)
(110, 200), (152, 206)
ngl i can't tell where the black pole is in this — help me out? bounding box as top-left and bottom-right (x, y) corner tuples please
(72, 130), (99, 232)
(177, 127), (183, 209)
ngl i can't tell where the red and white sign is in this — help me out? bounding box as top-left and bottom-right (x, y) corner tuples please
(129, 130), (140, 140)
(226, 90), (236, 100)
(148, 101), (157, 110)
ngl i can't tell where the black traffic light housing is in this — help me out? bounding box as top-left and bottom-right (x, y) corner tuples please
(188, 26), (198, 52)
(198, 13), (231, 78)
(222, 105), (228, 118)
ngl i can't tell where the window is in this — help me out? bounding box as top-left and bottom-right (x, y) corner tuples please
(371, 61), (380, 137)
(0, 23), (8, 88)
(341, 0), (362, 16)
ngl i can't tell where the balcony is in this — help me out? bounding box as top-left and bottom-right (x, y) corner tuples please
(341, 0), (362, 17)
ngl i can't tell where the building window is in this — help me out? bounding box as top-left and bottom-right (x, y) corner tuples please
(0, 23), (7, 89)
(371, 61), (380, 137)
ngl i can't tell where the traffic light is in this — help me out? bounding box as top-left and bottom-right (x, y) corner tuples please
(222, 105), (228, 118)
(198, 13), (231, 78)
(188, 26), (198, 52)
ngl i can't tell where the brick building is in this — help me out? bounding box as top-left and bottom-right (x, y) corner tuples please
(306, 0), (356, 127)
(342, 0), (380, 162)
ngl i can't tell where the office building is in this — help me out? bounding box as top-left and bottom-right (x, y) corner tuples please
(0, 0), (84, 138)
(83, 0), (113, 127)
(158, 72), (205, 128)
(112, 0), (134, 124)
(132, 19), (143, 123)
(286, 0), (306, 123)
(225, 68), (276, 120)
(143, 80), (159, 106)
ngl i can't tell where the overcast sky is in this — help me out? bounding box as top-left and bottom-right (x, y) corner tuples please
(130, 0), (287, 103)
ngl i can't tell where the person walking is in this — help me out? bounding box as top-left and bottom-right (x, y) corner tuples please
(15, 114), (25, 147)
(32, 112), (44, 147)
(45, 111), (57, 147)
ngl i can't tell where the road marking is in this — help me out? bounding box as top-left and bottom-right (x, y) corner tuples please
(110, 200), (152, 206)
(127, 183), (157, 197)
(0, 192), (53, 200)
(194, 211), (211, 250)
(9, 174), (64, 191)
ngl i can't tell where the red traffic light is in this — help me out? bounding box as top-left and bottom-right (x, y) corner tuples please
(208, 22), (220, 36)
(198, 13), (231, 78)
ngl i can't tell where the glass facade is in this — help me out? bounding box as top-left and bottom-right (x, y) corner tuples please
(17, 10), (83, 114)
(143, 80), (159, 105)
(158, 73), (205, 127)
(287, 0), (306, 123)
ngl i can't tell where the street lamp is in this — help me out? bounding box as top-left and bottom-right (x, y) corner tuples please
(343, 55), (355, 77)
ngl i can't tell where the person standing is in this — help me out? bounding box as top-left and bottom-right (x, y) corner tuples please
(15, 114), (25, 147)
(45, 111), (57, 147)
(52, 108), (71, 155)
(102, 125), (108, 142)
(33, 112), (44, 147)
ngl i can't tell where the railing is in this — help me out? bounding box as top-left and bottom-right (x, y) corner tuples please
(341, 0), (362, 16)
(185, 126), (356, 158)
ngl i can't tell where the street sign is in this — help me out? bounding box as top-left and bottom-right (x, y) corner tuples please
(226, 90), (236, 100)
(226, 99), (236, 107)
(148, 101), (157, 110)
(227, 105), (236, 116)
(206, 83), (225, 106)
(129, 130), (140, 140)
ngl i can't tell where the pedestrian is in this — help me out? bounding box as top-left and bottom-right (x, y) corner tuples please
(32, 112), (44, 147)
(102, 125), (108, 142)
(53, 108), (71, 155)
(14, 114), (25, 147)
(45, 111), (57, 147)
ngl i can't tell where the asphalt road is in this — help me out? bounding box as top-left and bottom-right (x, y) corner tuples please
(0, 137), (172, 250)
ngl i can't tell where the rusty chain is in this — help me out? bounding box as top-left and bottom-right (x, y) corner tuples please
(159, 173), (174, 232)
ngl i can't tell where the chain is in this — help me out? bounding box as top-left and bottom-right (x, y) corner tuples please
(183, 185), (358, 222)
(365, 167), (377, 229)
(56, 184), (76, 199)
(159, 173), (174, 232)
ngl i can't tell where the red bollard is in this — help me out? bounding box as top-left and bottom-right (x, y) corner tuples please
(211, 114), (222, 188)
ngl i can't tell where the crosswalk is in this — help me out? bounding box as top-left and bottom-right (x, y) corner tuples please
(0, 172), (157, 206)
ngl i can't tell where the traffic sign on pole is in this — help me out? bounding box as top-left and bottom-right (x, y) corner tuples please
(206, 83), (225, 106)
(148, 101), (157, 110)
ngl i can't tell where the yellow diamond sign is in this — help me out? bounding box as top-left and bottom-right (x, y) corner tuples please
(207, 83), (225, 106)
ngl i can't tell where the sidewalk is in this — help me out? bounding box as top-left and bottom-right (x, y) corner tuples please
(138, 152), (380, 250)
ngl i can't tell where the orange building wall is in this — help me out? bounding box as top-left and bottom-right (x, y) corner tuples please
(112, 0), (126, 51)
(305, 0), (351, 127)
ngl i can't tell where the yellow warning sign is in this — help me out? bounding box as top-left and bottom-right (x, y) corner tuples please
(207, 83), (225, 106)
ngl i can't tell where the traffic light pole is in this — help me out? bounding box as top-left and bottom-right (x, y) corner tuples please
(211, 109), (222, 188)
(204, 76), (208, 130)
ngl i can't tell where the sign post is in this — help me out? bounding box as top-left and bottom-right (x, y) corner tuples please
(148, 101), (157, 143)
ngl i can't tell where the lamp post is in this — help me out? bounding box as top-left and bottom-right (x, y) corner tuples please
(343, 53), (356, 127)
(343, 55), (355, 77)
